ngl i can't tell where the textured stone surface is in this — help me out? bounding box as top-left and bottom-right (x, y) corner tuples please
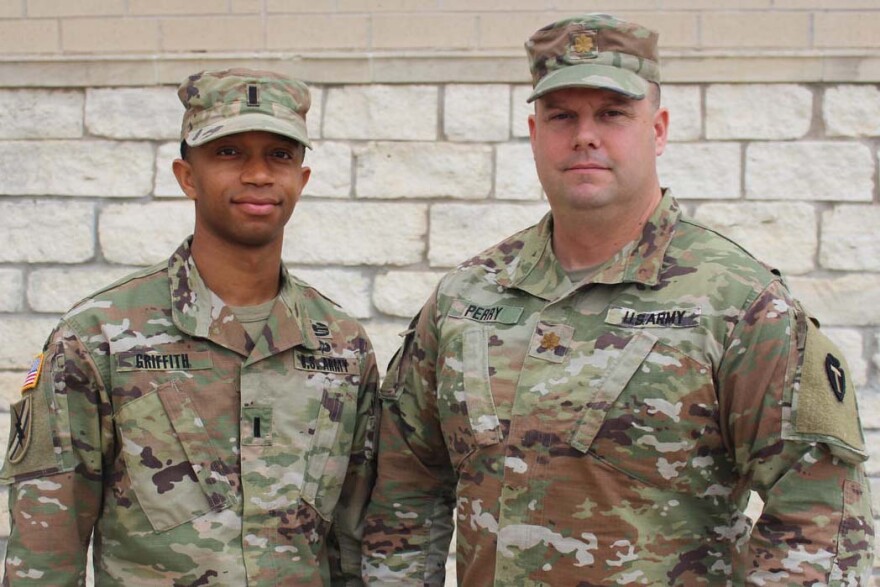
(788, 275), (880, 326)
(99, 201), (195, 265)
(362, 318), (411, 375)
(865, 430), (880, 475)
(27, 267), (138, 313)
(444, 84), (510, 142)
(820, 205), (880, 271)
(496, 142), (542, 201)
(356, 142), (491, 199)
(0, 140), (154, 197)
(289, 267), (372, 319)
(510, 85), (533, 139)
(706, 84), (812, 139)
(154, 141), (185, 197)
(0, 89), (83, 139)
(303, 141), (352, 198)
(662, 85), (702, 142)
(0, 371), (26, 413)
(0, 316), (60, 369)
(429, 203), (548, 267)
(746, 142), (874, 201)
(284, 202), (427, 266)
(658, 142), (741, 200)
(373, 271), (443, 318)
(323, 85), (438, 140)
(0, 201), (95, 263)
(824, 327), (868, 387)
(0, 269), (23, 312)
(824, 85), (880, 137)
(86, 87), (180, 140)
(693, 202), (817, 275)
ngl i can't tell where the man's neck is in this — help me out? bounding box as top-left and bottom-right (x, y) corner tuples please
(551, 190), (662, 272)
(190, 236), (283, 307)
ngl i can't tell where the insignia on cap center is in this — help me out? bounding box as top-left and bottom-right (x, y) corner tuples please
(569, 31), (598, 60)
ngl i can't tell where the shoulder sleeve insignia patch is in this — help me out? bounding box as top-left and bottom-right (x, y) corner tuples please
(824, 353), (846, 402)
(791, 312), (866, 462)
(6, 395), (33, 464)
(21, 353), (44, 393)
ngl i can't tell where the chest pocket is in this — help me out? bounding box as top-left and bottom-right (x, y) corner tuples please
(294, 352), (361, 521)
(570, 331), (723, 493)
(116, 380), (236, 532)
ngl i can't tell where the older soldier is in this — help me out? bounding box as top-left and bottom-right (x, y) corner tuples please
(362, 14), (874, 586)
(2, 69), (378, 585)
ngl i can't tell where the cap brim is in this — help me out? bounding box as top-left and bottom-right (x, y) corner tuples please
(527, 63), (649, 103)
(185, 112), (312, 149)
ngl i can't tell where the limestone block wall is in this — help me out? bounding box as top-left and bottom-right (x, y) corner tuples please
(1, 0), (880, 580)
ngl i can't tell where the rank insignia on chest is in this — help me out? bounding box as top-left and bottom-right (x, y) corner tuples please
(311, 321), (332, 338)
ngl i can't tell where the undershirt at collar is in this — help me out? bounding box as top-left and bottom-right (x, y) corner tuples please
(229, 298), (276, 341)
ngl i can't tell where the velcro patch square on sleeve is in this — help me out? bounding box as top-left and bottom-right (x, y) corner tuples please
(794, 316), (865, 455)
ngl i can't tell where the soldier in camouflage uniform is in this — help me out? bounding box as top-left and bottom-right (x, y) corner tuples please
(362, 14), (874, 586)
(2, 69), (378, 586)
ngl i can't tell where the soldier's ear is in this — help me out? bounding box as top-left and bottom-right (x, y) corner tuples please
(172, 158), (198, 202)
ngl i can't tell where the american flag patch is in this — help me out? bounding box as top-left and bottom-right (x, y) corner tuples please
(21, 353), (43, 393)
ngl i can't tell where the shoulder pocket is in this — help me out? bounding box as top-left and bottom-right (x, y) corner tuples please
(0, 387), (68, 483)
(785, 306), (867, 465)
(1, 351), (73, 484)
(116, 380), (236, 532)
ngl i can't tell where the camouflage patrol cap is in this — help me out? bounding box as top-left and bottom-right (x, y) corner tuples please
(525, 14), (660, 102)
(178, 68), (312, 149)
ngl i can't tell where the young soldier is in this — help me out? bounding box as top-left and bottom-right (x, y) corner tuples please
(3, 69), (378, 586)
(363, 15), (874, 586)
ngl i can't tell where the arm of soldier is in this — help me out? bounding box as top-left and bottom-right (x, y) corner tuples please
(362, 295), (458, 586)
(329, 332), (381, 587)
(2, 324), (109, 586)
(718, 282), (873, 585)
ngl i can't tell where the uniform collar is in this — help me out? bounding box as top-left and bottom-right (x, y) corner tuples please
(500, 191), (680, 299)
(168, 237), (320, 359)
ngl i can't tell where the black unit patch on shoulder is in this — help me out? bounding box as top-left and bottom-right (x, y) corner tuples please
(825, 353), (846, 402)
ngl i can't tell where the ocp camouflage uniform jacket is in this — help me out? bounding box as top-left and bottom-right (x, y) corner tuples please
(2, 238), (378, 586)
(363, 193), (874, 586)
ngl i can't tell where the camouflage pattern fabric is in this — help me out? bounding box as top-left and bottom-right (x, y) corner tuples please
(179, 68), (312, 148)
(525, 14), (660, 102)
(363, 193), (874, 586)
(2, 237), (378, 586)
